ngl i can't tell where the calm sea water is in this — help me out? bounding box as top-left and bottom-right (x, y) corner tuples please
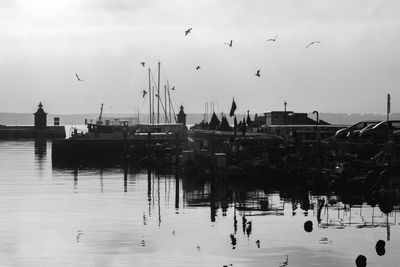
(1, 140), (400, 266)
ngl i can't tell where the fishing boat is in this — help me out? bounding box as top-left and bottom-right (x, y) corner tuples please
(52, 62), (188, 166)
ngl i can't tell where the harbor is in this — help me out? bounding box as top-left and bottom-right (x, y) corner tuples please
(2, 140), (400, 266)
(1, 1), (400, 265)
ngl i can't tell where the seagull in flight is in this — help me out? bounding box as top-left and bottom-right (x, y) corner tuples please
(75, 74), (83, 81)
(224, 40), (233, 47)
(306, 41), (321, 48)
(255, 70), (260, 77)
(142, 89), (147, 98)
(140, 62), (145, 67)
(267, 35), (278, 42)
(185, 28), (192, 36)
(196, 66), (201, 70)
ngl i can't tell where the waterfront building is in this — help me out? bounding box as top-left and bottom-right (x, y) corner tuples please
(262, 111), (342, 142)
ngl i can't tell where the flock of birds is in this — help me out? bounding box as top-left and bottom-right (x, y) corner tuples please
(182, 27), (321, 78)
(73, 27), (321, 105)
(183, 28), (320, 77)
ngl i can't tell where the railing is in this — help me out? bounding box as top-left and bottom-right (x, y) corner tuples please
(85, 117), (139, 126)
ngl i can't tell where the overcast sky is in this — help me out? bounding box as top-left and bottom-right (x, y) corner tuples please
(0, 0), (399, 116)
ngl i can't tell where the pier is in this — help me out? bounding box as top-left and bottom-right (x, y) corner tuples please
(0, 103), (65, 139)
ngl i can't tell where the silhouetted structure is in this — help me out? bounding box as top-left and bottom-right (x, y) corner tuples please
(34, 102), (47, 129)
(0, 102), (65, 139)
(177, 105), (187, 126)
(264, 111), (329, 126)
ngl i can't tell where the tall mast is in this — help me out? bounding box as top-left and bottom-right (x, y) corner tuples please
(148, 68), (151, 124)
(168, 82), (172, 123)
(152, 86), (155, 124)
(157, 61), (161, 124)
(164, 85), (168, 123)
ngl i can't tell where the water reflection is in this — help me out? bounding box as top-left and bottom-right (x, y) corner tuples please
(34, 138), (47, 177)
(8, 141), (400, 266)
(55, 163), (400, 235)
(19, 139), (400, 265)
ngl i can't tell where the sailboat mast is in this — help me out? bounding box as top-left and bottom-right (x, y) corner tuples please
(148, 68), (151, 124)
(164, 85), (168, 123)
(168, 82), (172, 123)
(157, 61), (161, 124)
(152, 86), (155, 124)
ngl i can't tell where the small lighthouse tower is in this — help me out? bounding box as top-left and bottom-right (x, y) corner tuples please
(177, 105), (187, 126)
(34, 102), (47, 129)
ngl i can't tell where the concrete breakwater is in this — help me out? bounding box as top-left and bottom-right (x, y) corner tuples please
(52, 134), (182, 165)
(0, 125), (66, 139)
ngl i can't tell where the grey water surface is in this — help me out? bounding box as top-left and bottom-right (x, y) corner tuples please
(0, 140), (399, 266)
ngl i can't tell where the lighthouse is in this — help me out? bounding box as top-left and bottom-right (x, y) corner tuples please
(34, 102), (47, 129)
(177, 105), (186, 126)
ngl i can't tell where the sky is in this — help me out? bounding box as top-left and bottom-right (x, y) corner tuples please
(0, 0), (399, 116)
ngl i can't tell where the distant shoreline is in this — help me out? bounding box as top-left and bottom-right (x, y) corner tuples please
(1, 112), (399, 126)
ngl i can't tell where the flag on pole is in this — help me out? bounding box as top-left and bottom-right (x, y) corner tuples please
(229, 98), (237, 117)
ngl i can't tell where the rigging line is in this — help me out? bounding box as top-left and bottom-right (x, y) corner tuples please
(150, 68), (170, 123)
(216, 100), (222, 116)
(158, 96), (169, 123)
(169, 95), (178, 122)
(139, 97), (146, 113)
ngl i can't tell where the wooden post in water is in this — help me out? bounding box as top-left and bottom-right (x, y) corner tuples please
(123, 163), (128, 193)
(175, 171), (179, 210)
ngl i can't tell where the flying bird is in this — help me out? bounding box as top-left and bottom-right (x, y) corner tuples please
(224, 40), (233, 47)
(185, 28), (192, 36)
(140, 62), (145, 67)
(142, 89), (147, 98)
(267, 35), (278, 42)
(75, 74), (83, 81)
(171, 86), (175, 90)
(196, 66), (201, 70)
(305, 41), (321, 48)
(255, 70), (260, 77)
